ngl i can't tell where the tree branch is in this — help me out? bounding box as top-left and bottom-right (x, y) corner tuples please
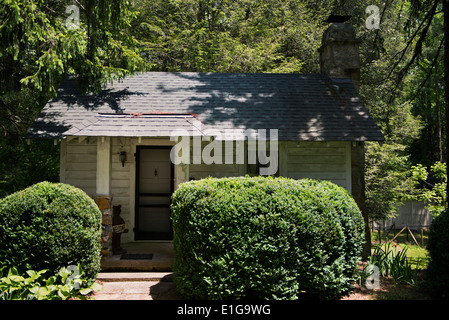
(387, 0), (439, 104)
(408, 37), (444, 103)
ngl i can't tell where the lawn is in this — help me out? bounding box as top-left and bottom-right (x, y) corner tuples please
(371, 227), (430, 270)
(343, 227), (435, 300)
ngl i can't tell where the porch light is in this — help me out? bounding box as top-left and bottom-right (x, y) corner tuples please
(119, 151), (127, 167)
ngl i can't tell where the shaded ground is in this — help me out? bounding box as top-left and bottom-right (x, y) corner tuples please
(342, 271), (433, 300)
(93, 274), (184, 300)
(93, 271), (433, 300)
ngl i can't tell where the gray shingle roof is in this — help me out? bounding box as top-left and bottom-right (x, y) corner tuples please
(64, 113), (206, 137)
(26, 72), (384, 141)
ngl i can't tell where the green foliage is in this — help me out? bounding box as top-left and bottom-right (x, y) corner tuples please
(0, 140), (60, 198)
(427, 209), (449, 299)
(0, 182), (102, 282)
(171, 176), (365, 300)
(368, 243), (418, 285)
(1, 0), (148, 95)
(365, 141), (418, 221)
(411, 161), (447, 217)
(400, 2), (445, 167)
(0, 0), (149, 169)
(131, 0), (326, 73)
(0, 0), (149, 196)
(358, 0), (445, 226)
(0, 264), (102, 300)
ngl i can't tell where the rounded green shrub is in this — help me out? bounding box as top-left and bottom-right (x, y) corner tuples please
(427, 210), (449, 299)
(171, 176), (365, 300)
(0, 182), (102, 282)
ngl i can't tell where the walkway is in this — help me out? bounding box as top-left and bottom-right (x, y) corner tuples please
(93, 272), (182, 300)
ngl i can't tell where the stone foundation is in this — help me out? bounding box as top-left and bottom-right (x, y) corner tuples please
(95, 195), (113, 258)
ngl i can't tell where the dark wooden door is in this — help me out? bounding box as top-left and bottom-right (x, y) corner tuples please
(135, 146), (174, 240)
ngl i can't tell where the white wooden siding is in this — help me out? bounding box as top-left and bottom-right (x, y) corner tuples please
(189, 139), (245, 180)
(111, 137), (133, 241)
(61, 138), (97, 196)
(280, 141), (351, 191)
(96, 137), (111, 195)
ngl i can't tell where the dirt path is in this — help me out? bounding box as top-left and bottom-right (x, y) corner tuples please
(342, 273), (432, 300)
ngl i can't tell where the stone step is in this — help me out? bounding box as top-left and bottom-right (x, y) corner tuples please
(100, 257), (172, 272)
(97, 272), (174, 282)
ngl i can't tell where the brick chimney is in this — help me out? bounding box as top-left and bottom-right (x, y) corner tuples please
(319, 22), (361, 91)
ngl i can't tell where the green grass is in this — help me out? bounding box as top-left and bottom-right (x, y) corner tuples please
(371, 228), (430, 270)
(352, 228), (434, 299)
(401, 245), (429, 269)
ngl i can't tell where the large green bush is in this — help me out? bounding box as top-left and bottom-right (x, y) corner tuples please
(0, 182), (102, 283)
(427, 210), (449, 299)
(171, 176), (365, 300)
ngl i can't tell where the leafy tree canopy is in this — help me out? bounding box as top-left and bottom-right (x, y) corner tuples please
(0, 0), (149, 141)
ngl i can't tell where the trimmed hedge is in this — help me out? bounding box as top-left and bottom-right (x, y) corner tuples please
(0, 182), (102, 283)
(427, 210), (449, 299)
(171, 176), (365, 300)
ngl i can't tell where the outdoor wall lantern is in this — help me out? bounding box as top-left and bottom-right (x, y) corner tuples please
(119, 151), (127, 167)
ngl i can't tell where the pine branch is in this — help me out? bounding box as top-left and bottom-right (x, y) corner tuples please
(407, 37), (444, 103)
(387, 0), (439, 104)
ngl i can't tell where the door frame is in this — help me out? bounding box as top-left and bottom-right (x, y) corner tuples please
(134, 145), (175, 240)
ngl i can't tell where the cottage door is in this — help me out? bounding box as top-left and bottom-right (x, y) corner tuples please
(135, 146), (174, 240)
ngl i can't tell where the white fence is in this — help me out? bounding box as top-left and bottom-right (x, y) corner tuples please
(373, 200), (432, 231)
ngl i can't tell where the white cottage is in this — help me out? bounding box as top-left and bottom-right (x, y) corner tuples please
(26, 22), (383, 267)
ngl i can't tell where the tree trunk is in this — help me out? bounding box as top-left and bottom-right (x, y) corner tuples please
(437, 103), (443, 163)
(444, 0), (449, 200)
